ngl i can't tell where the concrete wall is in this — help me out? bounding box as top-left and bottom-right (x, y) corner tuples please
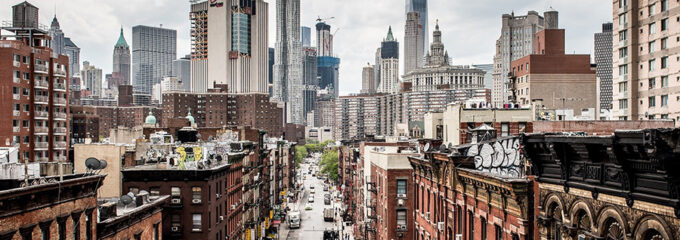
(423, 112), (443, 139)
(74, 144), (126, 198)
(532, 120), (675, 135)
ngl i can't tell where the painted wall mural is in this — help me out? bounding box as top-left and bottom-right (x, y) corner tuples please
(465, 137), (523, 178)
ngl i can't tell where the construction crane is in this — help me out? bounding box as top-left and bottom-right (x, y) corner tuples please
(316, 16), (335, 23)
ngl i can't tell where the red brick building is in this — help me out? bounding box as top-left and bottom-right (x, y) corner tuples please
(69, 105), (163, 140)
(409, 138), (536, 240)
(97, 195), (168, 240)
(0, 174), (104, 240)
(0, 2), (70, 163)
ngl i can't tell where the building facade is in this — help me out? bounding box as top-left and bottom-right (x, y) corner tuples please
(404, 11), (423, 75)
(316, 22), (333, 57)
(48, 16), (65, 58)
(405, 0), (428, 63)
(378, 27), (400, 94)
(594, 22), (613, 110)
(132, 25), (177, 95)
(190, 0), (209, 93)
(301, 26), (311, 47)
(0, 3), (70, 163)
(612, 0), (680, 122)
(172, 56), (191, 92)
(492, 10), (558, 107)
(318, 56), (341, 97)
(207, 0), (269, 94)
(113, 27), (131, 87)
(64, 37), (80, 78)
(303, 47), (318, 115)
(81, 61), (103, 97)
(272, 0), (304, 124)
(361, 64), (376, 94)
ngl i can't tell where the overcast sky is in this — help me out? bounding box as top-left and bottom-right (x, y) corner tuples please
(2, 0), (612, 95)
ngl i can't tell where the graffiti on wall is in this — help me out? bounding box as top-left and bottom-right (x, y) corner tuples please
(465, 137), (523, 178)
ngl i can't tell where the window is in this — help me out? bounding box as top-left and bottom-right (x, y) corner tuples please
(192, 187), (202, 203)
(618, 14), (628, 26)
(649, 78), (656, 89)
(661, 95), (668, 107)
(171, 187), (181, 197)
(468, 211), (475, 240)
(619, 0), (627, 8)
(40, 223), (50, 240)
(85, 213), (92, 240)
(649, 3), (656, 16)
(619, 47), (628, 57)
(481, 218), (487, 240)
(171, 214), (181, 227)
(134, 234), (141, 240)
(396, 210), (407, 229)
(619, 64), (628, 75)
(661, 18), (668, 31)
(192, 214), (202, 232)
(661, 57), (668, 69)
(495, 225), (503, 240)
(619, 99), (628, 109)
(153, 224), (160, 240)
(661, 114), (669, 119)
(58, 220), (66, 240)
(661, 0), (668, 11)
(649, 96), (656, 108)
(618, 30), (627, 41)
(649, 59), (656, 71)
(149, 187), (160, 198)
(649, 41), (655, 53)
(619, 82), (628, 93)
(661, 76), (669, 87)
(518, 122), (527, 133)
(73, 215), (80, 240)
(649, 22), (656, 35)
(396, 179), (407, 195)
(501, 123), (509, 137)
(661, 38), (668, 49)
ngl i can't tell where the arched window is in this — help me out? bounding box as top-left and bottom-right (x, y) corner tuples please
(548, 203), (562, 240)
(602, 218), (624, 240)
(575, 209), (591, 233)
(642, 229), (664, 240)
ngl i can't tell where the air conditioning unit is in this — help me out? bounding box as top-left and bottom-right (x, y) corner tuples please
(192, 199), (202, 204)
(231, 204), (236, 210)
(455, 234), (463, 240)
(220, 216), (225, 221)
(437, 222), (445, 231)
(216, 193), (221, 199)
(397, 193), (406, 198)
(171, 198), (181, 204)
(171, 226), (179, 232)
(425, 212), (430, 221)
(397, 199), (405, 206)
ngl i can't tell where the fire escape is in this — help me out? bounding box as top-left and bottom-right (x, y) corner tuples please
(365, 181), (378, 239)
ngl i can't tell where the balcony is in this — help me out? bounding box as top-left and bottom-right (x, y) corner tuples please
(53, 83), (66, 91)
(35, 126), (49, 134)
(54, 68), (66, 77)
(35, 111), (48, 119)
(54, 98), (66, 106)
(55, 155), (67, 161)
(34, 79), (49, 89)
(34, 64), (47, 73)
(13, 110), (20, 117)
(54, 141), (67, 148)
(35, 142), (48, 149)
(34, 95), (48, 104)
(13, 76), (20, 83)
(54, 112), (67, 119)
(54, 127), (67, 134)
(13, 61), (20, 68)
(35, 157), (49, 162)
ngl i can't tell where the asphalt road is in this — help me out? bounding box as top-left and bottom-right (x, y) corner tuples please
(285, 163), (338, 240)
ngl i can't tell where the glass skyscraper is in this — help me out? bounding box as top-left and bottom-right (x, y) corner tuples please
(132, 25), (177, 95)
(406, 0), (428, 59)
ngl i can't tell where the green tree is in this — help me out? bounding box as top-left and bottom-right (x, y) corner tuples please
(294, 145), (307, 168)
(319, 149), (339, 181)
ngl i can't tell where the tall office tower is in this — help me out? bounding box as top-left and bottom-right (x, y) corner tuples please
(0, 1), (70, 163)
(491, 9), (558, 107)
(173, 56), (191, 91)
(613, 0), (679, 121)
(190, 0), (208, 92)
(113, 27), (131, 87)
(374, 47), (381, 89)
(208, 0), (269, 94)
(361, 64), (376, 94)
(303, 47), (318, 115)
(594, 22), (613, 111)
(301, 26), (311, 47)
(48, 16), (65, 58)
(273, 0), (304, 124)
(316, 22), (333, 56)
(404, 11), (423, 74)
(81, 61), (103, 97)
(269, 47), (274, 85)
(405, 0), (428, 62)
(132, 25), (177, 95)
(378, 27), (399, 94)
(64, 38), (80, 77)
(317, 56), (340, 97)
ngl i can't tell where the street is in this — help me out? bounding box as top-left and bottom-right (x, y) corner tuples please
(282, 162), (345, 240)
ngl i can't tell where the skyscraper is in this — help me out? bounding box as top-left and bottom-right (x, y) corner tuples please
(131, 25), (177, 95)
(316, 22), (333, 56)
(594, 22), (613, 111)
(317, 56), (340, 97)
(303, 47), (318, 116)
(113, 27), (131, 86)
(172, 56), (191, 91)
(405, 0), (428, 61)
(491, 9), (558, 107)
(207, 0), (268, 94)
(64, 37), (80, 78)
(190, 0), (208, 92)
(48, 16), (65, 58)
(273, 0), (304, 124)
(301, 26), (311, 47)
(612, 0), (680, 121)
(361, 64), (376, 94)
(82, 61), (103, 97)
(404, 11), (423, 74)
(378, 27), (399, 94)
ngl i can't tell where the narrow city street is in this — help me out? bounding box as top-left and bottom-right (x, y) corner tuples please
(283, 162), (341, 240)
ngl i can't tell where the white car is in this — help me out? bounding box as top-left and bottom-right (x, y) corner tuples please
(311, 189), (316, 194)
(308, 196), (315, 203)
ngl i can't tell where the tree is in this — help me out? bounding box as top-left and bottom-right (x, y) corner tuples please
(319, 149), (339, 181)
(294, 145), (307, 167)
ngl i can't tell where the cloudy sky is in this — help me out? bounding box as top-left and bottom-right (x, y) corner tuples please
(2, 0), (612, 95)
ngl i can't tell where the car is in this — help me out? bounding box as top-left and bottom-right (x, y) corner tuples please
(311, 189), (316, 194)
(324, 197), (331, 205)
(305, 203), (313, 211)
(310, 186), (315, 189)
(323, 186), (329, 191)
(308, 196), (314, 203)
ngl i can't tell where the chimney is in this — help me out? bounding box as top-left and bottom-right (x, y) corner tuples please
(99, 202), (118, 221)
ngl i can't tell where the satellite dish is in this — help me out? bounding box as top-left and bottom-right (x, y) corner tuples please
(139, 190), (149, 196)
(99, 160), (108, 169)
(85, 158), (101, 170)
(423, 143), (430, 152)
(127, 192), (135, 198)
(448, 143), (453, 148)
(439, 144), (447, 151)
(120, 195), (133, 205)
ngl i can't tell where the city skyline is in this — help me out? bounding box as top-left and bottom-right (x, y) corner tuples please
(0, 0), (611, 96)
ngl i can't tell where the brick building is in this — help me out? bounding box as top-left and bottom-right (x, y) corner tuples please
(69, 105), (163, 141)
(509, 29), (597, 115)
(524, 129), (680, 240)
(0, 174), (104, 240)
(70, 105), (99, 143)
(97, 195), (168, 240)
(0, 2), (70, 163)
(409, 138), (536, 240)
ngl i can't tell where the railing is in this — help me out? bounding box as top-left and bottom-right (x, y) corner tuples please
(35, 157), (49, 162)
(54, 98), (66, 105)
(35, 142), (48, 149)
(53, 83), (66, 91)
(35, 111), (49, 118)
(56, 155), (67, 161)
(54, 141), (67, 148)
(54, 68), (67, 76)
(54, 127), (67, 134)
(54, 112), (67, 119)
(35, 126), (48, 133)
(35, 79), (49, 88)
(34, 64), (47, 73)
(34, 95), (48, 103)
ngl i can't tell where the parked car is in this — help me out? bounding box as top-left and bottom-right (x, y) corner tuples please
(308, 196), (314, 203)
(305, 203), (313, 210)
(311, 189), (316, 194)
(323, 208), (334, 222)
